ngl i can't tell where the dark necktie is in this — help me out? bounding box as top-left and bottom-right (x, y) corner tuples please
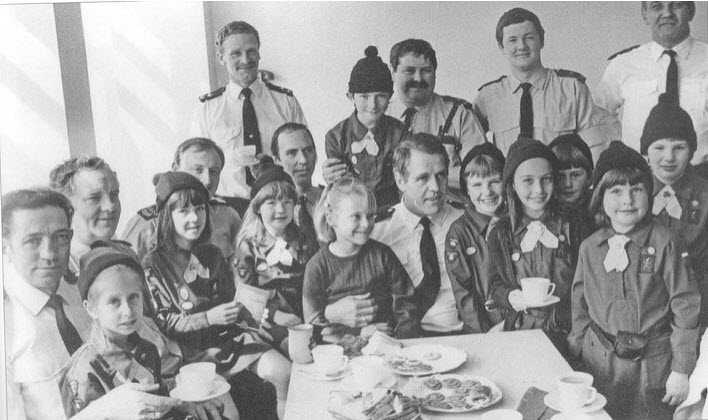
(297, 195), (316, 247)
(664, 50), (679, 104)
(242, 87), (261, 185)
(519, 82), (533, 138)
(402, 107), (417, 132)
(46, 294), (83, 355)
(416, 217), (441, 316)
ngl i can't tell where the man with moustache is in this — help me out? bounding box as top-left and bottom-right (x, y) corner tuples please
(325, 134), (464, 336)
(191, 21), (307, 200)
(596, 1), (708, 176)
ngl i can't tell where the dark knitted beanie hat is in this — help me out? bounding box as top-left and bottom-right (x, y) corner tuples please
(640, 93), (696, 155)
(502, 137), (558, 185)
(349, 46), (393, 94)
(78, 240), (144, 300)
(154, 172), (209, 211)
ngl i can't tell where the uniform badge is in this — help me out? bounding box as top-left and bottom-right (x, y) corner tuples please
(448, 239), (458, 248)
(447, 252), (458, 262)
(237, 267), (249, 278)
(640, 252), (655, 274)
(351, 155), (358, 165)
(256, 261), (268, 272)
(179, 287), (190, 300)
(181, 301), (194, 311)
(647, 247), (655, 255)
(687, 201), (700, 224)
(466, 246), (477, 256)
(558, 234), (566, 242)
(555, 243), (567, 259)
(511, 252), (521, 262)
(232, 257), (239, 267)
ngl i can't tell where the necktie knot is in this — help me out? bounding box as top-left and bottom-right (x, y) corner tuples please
(664, 49), (677, 58)
(242, 87), (252, 99)
(298, 195), (308, 205)
(520, 82), (532, 92)
(420, 217), (431, 229)
(46, 294), (64, 311)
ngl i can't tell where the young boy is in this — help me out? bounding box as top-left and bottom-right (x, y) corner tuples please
(323, 46), (407, 209)
(642, 94), (708, 328)
(59, 241), (225, 419)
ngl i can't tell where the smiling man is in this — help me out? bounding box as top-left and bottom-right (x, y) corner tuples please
(596, 2), (708, 175)
(191, 21), (307, 199)
(474, 8), (608, 159)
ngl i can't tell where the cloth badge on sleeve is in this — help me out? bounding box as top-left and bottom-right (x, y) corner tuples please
(181, 301), (194, 311)
(466, 246), (477, 255)
(447, 251), (458, 262)
(179, 287), (190, 300)
(448, 238), (458, 248)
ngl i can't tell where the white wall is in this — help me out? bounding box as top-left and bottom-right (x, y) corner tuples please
(207, 1), (708, 182)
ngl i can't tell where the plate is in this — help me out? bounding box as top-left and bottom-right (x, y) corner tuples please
(170, 377), (231, 402)
(328, 389), (422, 420)
(550, 413), (592, 420)
(402, 374), (503, 413)
(524, 295), (560, 308)
(544, 392), (607, 413)
(299, 364), (352, 381)
(384, 344), (466, 376)
(341, 372), (397, 390)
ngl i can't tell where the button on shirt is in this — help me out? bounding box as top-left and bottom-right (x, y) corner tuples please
(190, 80), (308, 198)
(5, 264), (73, 420)
(473, 68), (608, 156)
(596, 38), (708, 164)
(371, 202), (464, 332)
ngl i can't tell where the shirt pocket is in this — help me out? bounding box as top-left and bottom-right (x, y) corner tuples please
(622, 79), (659, 106)
(681, 78), (708, 115)
(212, 124), (241, 149)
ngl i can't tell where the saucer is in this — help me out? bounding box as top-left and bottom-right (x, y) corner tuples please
(170, 377), (231, 402)
(544, 392), (607, 413)
(524, 295), (560, 308)
(341, 372), (397, 390)
(300, 364), (352, 381)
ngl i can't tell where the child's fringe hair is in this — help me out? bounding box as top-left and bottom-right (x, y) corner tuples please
(589, 167), (653, 228)
(236, 180), (299, 248)
(314, 176), (377, 243)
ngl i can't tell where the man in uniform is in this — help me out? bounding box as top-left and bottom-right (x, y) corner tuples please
(122, 137), (242, 263)
(190, 21), (307, 199)
(473, 8), (608, 160)
(271, 122), (322, 248)
(384, 38), (487, 193)
(595, 1), (708, 175)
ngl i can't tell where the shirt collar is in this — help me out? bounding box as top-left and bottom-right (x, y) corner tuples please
(3, 263), (55, 316)
(464, 206), (494, 231)
(596, 217), (652, 247)
(230, 79), (263, 99)
(653, 173), (692, 201)
(348, 111), (377, 141)
(650, 37), (694, 62)
(511, 68), (549, 93)
(396, 199), (450, 231)
(391, 91), (437, 118)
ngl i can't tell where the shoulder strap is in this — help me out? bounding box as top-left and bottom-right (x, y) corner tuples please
(555, 69), (586, 84)
(607, 45), (640, 61)
(477, 76), (506, 92)
(265, 82), (294, 97)
(199, 86), (226, 103)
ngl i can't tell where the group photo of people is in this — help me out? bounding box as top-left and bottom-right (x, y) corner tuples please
(2, 1), (708, 419)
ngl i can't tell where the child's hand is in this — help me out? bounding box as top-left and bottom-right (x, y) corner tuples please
(324, 293), (378, 328)
(178, 399), (225, 420)
(322, 157), (348, 184)
(206, 302), (243, 326)
(507, 290), (527, 312)
(663, 371), (689, 406)
(273, 310), (302, 327)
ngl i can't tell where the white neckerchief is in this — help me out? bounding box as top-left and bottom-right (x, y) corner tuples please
(653, 185), (682, 219)
(604, 234), (631, 273)
(183, 253), (209, 283)
(351, 130), (379, 156)
(519, 220), (559, 253)
(266, 238), (294, 266)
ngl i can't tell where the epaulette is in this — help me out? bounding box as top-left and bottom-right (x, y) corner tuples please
(607, 45), (640, 61)
(555, 69), (586, 84)
(446, 199), (468, 210)
(375, 206), (395, 223)
(477, 76), (507, 91)
(137, 205), (158, 220)
(265, 82), (293, 97)
(441, 95), (473, 110)
(199, 86), (226, 103)
(210, 196), (227, 205)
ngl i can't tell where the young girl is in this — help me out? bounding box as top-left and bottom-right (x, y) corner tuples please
(549, 133), (594, 226)
(303, 176), (420, 339)
(568, 141), (700, 419)
(445, 142), (507, 333)
(142, 171), (291, 418)
(233, 163), (317, 349)
(487, 138), (587, 354)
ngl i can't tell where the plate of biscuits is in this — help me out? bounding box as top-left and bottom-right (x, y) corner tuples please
(402, 374), (502, 413)
(383, 344), (466, 376)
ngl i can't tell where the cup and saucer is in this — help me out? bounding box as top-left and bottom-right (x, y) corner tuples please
(544, 372), (607, 414)
(342, 355), (397, 390)
(301, 344), (351, 381)
(521, 277), (560, 308)
(170, 362), (231, 402)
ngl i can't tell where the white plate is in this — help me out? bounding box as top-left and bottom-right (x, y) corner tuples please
(385, 344), (466, 376)
(402, 374), (503, 413)
(544, 392), (607, 414)
(327, 389), (422, 420)
(524, 295), (560, 308)
(299, 364), (352, 381)
(341, 372), (397, 390)
(170, 378), (231, 402)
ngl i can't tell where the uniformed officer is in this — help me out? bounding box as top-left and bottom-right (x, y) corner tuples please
(385, 38), (487, 193)
(473, 8), (608, 160)
(190, 21), (307, 199)
(595, 2), (708, 175)
(122, 138), (242, 262)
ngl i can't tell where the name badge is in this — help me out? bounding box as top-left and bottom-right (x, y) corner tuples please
(640, 248), (655, 274)
(687, 200), (700, 225)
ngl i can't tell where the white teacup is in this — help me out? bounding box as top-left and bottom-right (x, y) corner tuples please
(558, 372), (597, 410)
(176, 362), (216, 400)
(311, 344), (348, 376)
(520, 277), (556, 304)
(350, 356), (387, 389)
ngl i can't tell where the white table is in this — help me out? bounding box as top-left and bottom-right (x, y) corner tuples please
(284, 330), (612, 419)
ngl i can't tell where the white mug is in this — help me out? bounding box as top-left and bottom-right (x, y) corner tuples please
(520, 277), (556, 304)
(288, 324), (314, 364)
(176, 362), (216, 399)
(311, 345), (348, 376)
(558, 372), (597, 409)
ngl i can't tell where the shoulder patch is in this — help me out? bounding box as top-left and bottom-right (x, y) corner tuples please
(478, 76), (507, 92)
(441, 95), (473, 110)
(210, 196), (227, 205)
(446, 199), (467, 210)
(138, 205), (158, 220)
(265, 82), (293, 97)
(607, 45), (640, 61)
(199, 86), (226, 103)
(555, 69), (586, 84)
(375, 206), (396, 223)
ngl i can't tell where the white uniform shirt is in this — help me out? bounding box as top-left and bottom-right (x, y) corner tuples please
(371, 202), (464, 332)
(4, 264), (72, 420)
(596, 37), (708, 164)
(190, 79), (308, 198)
